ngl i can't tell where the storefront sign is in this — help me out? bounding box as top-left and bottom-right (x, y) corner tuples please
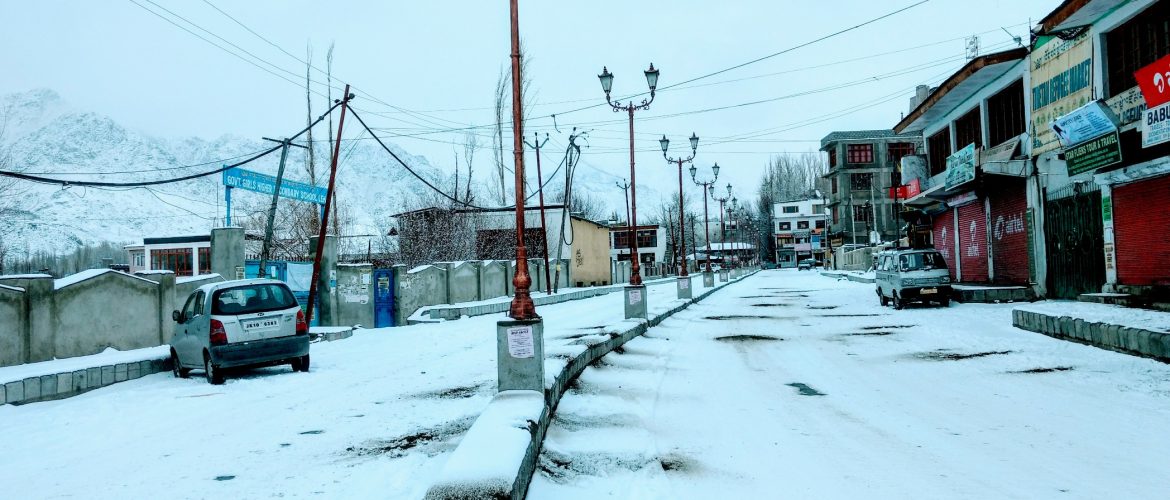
(888, 178), (923, 199)
(1065, 132), (1122, 176)
(946, 191), (978, 208)
(222, 167), (328, 204)
(1107, 86), (1147, 125)
(1051, 100), (1119, 147)
(1031, 33), (1093, 154)
(944, 143), (977, 190)
(1134, 53), (1170, 108)
(1142, 101), (1170, 148)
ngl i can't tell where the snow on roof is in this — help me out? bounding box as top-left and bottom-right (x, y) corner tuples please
(0, 284), (24, 293)
(54, 269), (157, 290)
(0, 274), (53, 280)
(176, 273), (220, 284)
(408, 265), (436, 274)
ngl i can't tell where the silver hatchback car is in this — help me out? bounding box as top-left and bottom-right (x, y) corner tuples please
(170, 279), (310, 384)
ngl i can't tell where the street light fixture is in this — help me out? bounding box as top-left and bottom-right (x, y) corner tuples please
(691, 163), (720, 286)
(599, 62), (658, 319)
(710, 183), (733, 281)
(662, 132), (699, 299)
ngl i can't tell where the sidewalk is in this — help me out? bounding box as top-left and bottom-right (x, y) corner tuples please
(1013, 301), (1170, 363)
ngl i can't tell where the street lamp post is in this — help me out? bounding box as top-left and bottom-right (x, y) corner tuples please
(497, 0), (543, 394)
(615, 179), (631, 283)
(598, 63), (659, 319)
(691, 163), (720, 288)
(661, 132), (698, 300)
(710, 183), (732, 282)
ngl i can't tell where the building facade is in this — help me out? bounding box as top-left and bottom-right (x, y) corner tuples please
(125, 235), (214, 277)
(773, 198), (829, 267)
(608, 224), (667, 265)
(820, 130), (923, 247)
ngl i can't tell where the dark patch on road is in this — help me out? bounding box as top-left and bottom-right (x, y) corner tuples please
(704, 314), (776, 320)
(280, 443), (291, 447)
(916, 350), (1013, 361)
(345, 417), (475, 459)
(845, 331), (895, 336)
(659, 453), (696, 472)
(612, 346), (626, 355)
(1012, 366), (1074, 374)
(538, 449), (697, 482)
(806, 305), (838, 310)
(299, 430), (325, 435)
(214, 475), (235, 481)
(715, 335), (782, 342)
(413, 383), (489, 400)
(820, 313), (882, 317)
(761, 288), (818, 292)
(751, 303), (790, 307)
(738, 295), (776, 298)
(786, 382), (826, 396)
(861, 325), (916, 330)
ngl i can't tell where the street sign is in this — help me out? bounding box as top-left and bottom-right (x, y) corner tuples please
(1134, 53), (1170, 108)
(1065, 132), (1122, 176)
(944, 143), (976, 190)
(222, 167), (328, 204)
(1143, 101), (1170, 148)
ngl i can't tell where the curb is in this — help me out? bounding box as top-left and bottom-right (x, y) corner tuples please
(424, 269), (759, 499)
(1, 357), (171, 406)
(1012, 308), (1170, 363)
(412, 277), (678, 324)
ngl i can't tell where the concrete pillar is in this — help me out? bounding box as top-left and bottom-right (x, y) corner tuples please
(703, 271), (714, 288)
(505, 261), (515, 296)
(677, 275), (693, 300)
(624, 285), (647, 320)
(1100, 183), (1117, 292)
(438, 262), (453, 304)
(335, 263), (374, 327)
(392, 264), (408, 326)
(496, 318), (544, 392)
(719, 270), (728, 282)
(20, 276), (54, 363)
(139, 272), (176, 345)
(309, 235), (338, 326)
(210, 227), (245, 280)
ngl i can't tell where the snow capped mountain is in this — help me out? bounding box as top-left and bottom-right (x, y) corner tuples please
(0, 89), (664, 260)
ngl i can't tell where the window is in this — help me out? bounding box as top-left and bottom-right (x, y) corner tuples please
(151, 247), (193, 277)
(928, 129), (951, 176)
(212, 283), (298, 315)
(828, 148), (838, 167)
(613, 231), (630, 249)
(782, 206), (799, 214)
(852, 205), (870, 222)
(887, 143), (916, 164)
(815, 220), (825, 229)
(812, 204), (823, 214)
(846, 144), (874, 163)
(850, 173), (873, 190)
(778, 222), (791, 231)
(197, 247), (211, 275)
(831, 177), (839, 194)
(193, 291), (205, 316)
(636, 230), (657, 249)
(954, 107), (982, 150)
(180, 293), (198, 323)
(1105, 1), (1170, 98)
(898, 252), (949, 271)
(797, 221), (810, 229)
(987, 80), (1025, 146)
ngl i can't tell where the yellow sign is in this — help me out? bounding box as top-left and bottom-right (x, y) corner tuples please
(1031, 32), (1094, 155)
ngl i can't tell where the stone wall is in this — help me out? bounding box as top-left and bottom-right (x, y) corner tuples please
(1013, 308), (1170, 362)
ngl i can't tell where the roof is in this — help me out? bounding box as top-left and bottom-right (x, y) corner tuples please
(820, 130), (919, 150)
(143, 234), (211, 245)
(391, 204), (567, 218)
(894, 48), (1028, 134)
(1037, 0), (1123, 34)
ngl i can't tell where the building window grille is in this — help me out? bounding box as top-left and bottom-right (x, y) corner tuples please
(846, 144), (874, 164)
(954, 107), (982, 150)
(987, 79), (1025, 146)
(887, 142), (916, 164)
(1105, 1), (1170, 98)
(850, 173), (873, 190)
(928, 129), (951, 176)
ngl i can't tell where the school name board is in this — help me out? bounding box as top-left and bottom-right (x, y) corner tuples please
(222, 167), (328, 204)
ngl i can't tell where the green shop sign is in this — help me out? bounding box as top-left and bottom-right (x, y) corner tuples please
(944, 143), (976, 190)
(1065, 132), (1122, 176)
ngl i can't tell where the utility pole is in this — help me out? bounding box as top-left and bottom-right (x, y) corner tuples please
(524, 132), (552, 295)
(259, 137), (308, 278)
(305, 84), (353, 326)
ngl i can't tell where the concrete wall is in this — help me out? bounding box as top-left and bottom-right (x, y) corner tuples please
(335, 264), (374, 327)
(446, 262), (479, 304)
(0, 284), (27, 367)
(480, 261), (508, 299)
(210, 227), (245, 280)
(174, 274), (223, 299)
(395, 265), (447, 326)
(309, 235), (338, 326)
(570, 219), (611, 286)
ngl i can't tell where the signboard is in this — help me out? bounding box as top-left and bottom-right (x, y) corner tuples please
(1107, 86), (1147, 125)
(1051, 100), (1119, 147)
(506, 326), (534, 358)
(979, 137), (1020, 164)
(1134, 53), (1170, 108)
(887, 179), (921, 199)
(222, 167), (328, 204)
(1143, 101), (1170, 148)
(1065, 132), (1122, 176)
(1031, 33), (1093, 154)
(898, 155), (930, 187)
(944, 143), (977, 190)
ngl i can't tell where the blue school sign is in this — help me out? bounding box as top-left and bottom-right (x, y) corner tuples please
(222, 167), (328, 204)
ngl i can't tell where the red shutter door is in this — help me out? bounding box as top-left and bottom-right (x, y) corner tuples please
(987, 178), (1029, 284)
(1113, 175), (1170, 286)
(956, 200), (989, 282)
(932, 209), (957, 280)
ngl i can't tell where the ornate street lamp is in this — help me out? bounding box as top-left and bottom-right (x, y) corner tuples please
(599, 63), (658, 318)
(691, 163), (719, 287)
(710, 183), (733, 281)
(662, 132), (698, 299)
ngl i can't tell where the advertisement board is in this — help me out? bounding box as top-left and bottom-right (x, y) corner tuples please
(1134, 53), (1170, 108)
(1050, 100), (1118, 147)
(1065, 132), (1122, 176)
(1030, 32), (1093, 155)
(1142, 101), (1170, 148)
(944, 143), (977, 191)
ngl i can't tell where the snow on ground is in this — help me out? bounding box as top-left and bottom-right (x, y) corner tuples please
(529, 269), (1170, 499)
(1017, 300), (1170, 334)
(0, 276), (717, 499)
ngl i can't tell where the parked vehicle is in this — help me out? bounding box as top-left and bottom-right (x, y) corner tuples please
(874, 248), (952, 309)
(170, 279), (310, 384)
(797, 259), (816, 271)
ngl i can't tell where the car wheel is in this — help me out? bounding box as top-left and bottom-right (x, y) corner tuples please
(292, 354), (310, 373)
(892, 292), (904, 310)
(171, 350), (190, 379)
(939, 297), (951, 307)
(204, 353), (224, 385)
(878, 291), (889, 306)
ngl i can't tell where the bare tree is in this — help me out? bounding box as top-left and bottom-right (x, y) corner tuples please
(462, 131), (478, 204)
(491, 67), (508, 205)
(0, 103), (23, 274)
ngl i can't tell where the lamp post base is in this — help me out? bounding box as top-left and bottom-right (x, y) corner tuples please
(719, 270), (729, 282)
(624, 285), (647, 320)
(496, 318), (545, 393)
(703, 271), (714, 288)
(676, 275), (692, 300)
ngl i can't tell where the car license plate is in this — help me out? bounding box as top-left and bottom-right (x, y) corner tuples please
(244, 318), (279, 330)
(921, 288), (937, 294)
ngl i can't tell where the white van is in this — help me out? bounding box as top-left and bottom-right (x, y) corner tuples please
(874, 249), (952, 309)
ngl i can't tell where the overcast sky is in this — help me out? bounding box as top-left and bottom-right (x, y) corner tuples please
(1, 0), (1057, 205)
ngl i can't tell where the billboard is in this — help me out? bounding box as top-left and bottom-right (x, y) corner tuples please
(944, 143), (977, 191)
(222, 167), (328, 204)
(1030, 32), (1094, 155)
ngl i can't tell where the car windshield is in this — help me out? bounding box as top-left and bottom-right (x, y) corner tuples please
(212, 283), (298, 315)
(899, 252), (948, 271)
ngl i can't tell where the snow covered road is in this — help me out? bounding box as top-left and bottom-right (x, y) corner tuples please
(530, 269), (1170, 499)
(0, 278), (702, 499)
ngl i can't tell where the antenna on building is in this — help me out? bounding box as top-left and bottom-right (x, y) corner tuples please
(1001, 27), (1023, 47)
(965, 35), (980, 59)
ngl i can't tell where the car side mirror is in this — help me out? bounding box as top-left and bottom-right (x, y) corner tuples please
(172, 310), (182, 322)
